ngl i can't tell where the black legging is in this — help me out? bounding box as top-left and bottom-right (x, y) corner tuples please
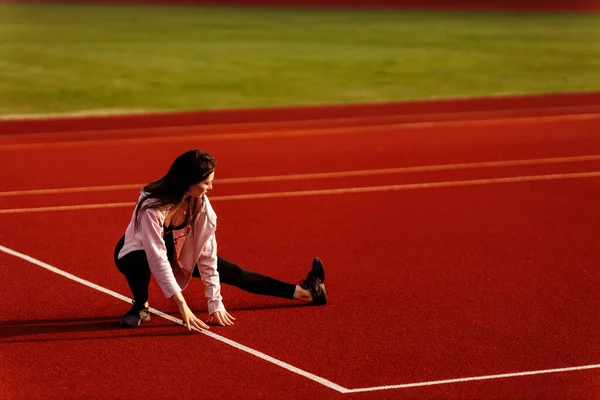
(114, 233), (296, 308)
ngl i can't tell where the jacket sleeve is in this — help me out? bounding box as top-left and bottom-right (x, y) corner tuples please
(196, 232), (226, 315)
(139, 207), (182, 298)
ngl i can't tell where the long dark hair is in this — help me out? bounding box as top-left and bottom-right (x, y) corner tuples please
(134, 149), (216, 230)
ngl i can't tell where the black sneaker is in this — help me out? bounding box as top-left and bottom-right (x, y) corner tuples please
(120, 301), (151, 327)
(300, 257), (327, 306)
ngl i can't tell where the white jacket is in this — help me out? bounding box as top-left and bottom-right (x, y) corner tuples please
(118, 192), (225, 315)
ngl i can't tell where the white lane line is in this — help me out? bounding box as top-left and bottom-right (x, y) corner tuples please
(347, 364), (600, 392)
(1, 113), (600, 151)
(0, 244), (348, 394)
(2, 154), (600, 197)
(0, 185), (143, 197)
(0, 202), (136, 214)
(1, 171), (599, 215)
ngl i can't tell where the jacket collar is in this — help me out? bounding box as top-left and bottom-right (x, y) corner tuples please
(138, 190), (216, 227)
(203, 195), (217, 228)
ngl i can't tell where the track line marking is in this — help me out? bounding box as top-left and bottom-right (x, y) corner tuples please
(2, 103), (600, 122)
(346, 364), (600, 392)
(0, 202), (136, 214)
(1, 245), (598, 394)
(1, 113), (599, 151)
(1, 171), (599, 214)
(0, 185), (142, 197)
(0, 244), (348, 394)
(0, 108), (154, 120)
(2, 154), (600, 197)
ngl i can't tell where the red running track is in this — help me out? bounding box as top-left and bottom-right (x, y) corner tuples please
(1, 101), (600, 399)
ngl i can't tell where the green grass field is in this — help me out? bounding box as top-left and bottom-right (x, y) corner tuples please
(1, 3), (599, 116)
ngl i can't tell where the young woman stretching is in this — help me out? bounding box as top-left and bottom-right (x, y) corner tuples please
(114, 149), (326, 330)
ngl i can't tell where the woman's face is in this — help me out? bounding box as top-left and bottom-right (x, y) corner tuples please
(189, 172), (215, 198)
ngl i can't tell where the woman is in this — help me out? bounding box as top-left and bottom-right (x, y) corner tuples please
(114, 149), (326, 330)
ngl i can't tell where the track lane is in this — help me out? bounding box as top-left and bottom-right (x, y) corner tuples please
(3, 105), (600, 145)
(1, 116), (600, 192)
(2, 159), (600, 210)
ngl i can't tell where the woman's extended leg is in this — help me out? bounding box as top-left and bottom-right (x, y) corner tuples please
(192, 256), (326, 304)
(192, 256), (295, 299)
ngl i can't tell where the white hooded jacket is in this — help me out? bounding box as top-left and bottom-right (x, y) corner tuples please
(117, 191), (225, 315)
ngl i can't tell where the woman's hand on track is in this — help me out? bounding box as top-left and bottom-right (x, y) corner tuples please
(179, 302), (210, 331)
(172, 291), (209, 331)
(207, 311), (236, 326)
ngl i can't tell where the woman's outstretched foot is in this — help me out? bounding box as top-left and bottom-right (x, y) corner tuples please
(299, 257), (327, 306)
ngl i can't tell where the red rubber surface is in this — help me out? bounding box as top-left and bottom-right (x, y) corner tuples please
(1, 100), (599, 399)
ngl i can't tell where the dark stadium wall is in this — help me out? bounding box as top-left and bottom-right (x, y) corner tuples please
(3, 0), (600, 12)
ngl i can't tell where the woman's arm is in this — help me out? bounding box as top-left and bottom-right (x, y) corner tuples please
(138, 207), (182, 298)
(139, 207), (209, 330)
(196, 232), (225, 314)
(197, 233), (235, 326)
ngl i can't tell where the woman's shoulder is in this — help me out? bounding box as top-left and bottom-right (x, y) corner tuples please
(136, 191), (166, 217)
